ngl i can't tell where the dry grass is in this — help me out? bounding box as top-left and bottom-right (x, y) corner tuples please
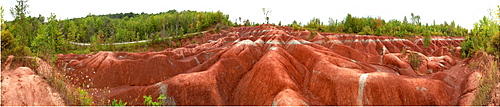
(42, 69), (93, 106)
(471, 52), (500, 106)
(2, 56), (92, 105)
(408, 52), (422, 71)
(12, 56), (96, 106)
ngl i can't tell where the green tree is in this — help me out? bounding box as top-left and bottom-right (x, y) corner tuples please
(462, 15), (499, 57)
(262, 8), (271, 24)
(305, 18), (326, 32)
(2, 1), (33, 60)
(9, 0), (34, 46)
(410, 13), (421, 25)
(31, 13), (60, 60)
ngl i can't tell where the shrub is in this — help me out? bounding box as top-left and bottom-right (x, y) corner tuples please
(487, 32), (500, 57)
(408, 52), (422, 71)
(358, 26), (375, 35)
(1, 25), (32, 62)
(307, 31), (317, 40)
(423, 30), (431, 48)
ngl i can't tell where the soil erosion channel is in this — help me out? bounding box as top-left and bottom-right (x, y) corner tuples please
(55, 25), (475, 106)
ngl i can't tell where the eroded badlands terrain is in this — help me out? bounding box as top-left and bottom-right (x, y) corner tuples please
(4, 25), (487, 106)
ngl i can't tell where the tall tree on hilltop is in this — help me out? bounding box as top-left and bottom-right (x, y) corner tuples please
(10, 0), (29, 20)
(262, 8), (271, 24)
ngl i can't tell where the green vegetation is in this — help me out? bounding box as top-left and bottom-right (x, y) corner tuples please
(1, 0), (234, 63)
(465, 6), (500, 106)
(286, 13), (469, 48)
(461, 6), (500, 58)
(262, 8), (271, 24)
(1, 4), (32, 62)
(111, 99), (127, 106)
(59, 10), (232, 44)
(77, 87), (93, 106)
(144, 94), (166, 106)
(297, 13), (469, 38)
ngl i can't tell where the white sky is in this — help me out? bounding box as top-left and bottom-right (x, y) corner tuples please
(1, 0), (499, 29)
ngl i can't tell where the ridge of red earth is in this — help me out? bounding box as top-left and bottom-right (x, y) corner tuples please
(1, 56), (66, 106)
(56, 24), (476, 106)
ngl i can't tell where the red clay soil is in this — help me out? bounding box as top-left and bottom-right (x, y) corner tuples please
(1, 56), (65, 106)
(55, 24), (480, 106)
(490, 84), (500, 106)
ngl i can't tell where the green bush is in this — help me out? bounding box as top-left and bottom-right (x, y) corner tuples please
(461, 15), (499, 57)
(358, 26), (375, 35)
(423, 30), (431, 48)
(487, 32), (500, 57)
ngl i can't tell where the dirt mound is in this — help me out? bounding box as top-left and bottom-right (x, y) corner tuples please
(56, 24), (474, 106)
(1, 56), (65, 106)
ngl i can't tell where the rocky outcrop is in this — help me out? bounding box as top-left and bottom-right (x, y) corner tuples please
(56, 24), (472, 106)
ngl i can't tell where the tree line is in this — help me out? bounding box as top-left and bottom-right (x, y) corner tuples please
(461, 6), (500, 58)
(294, 13), (469, 38)
(1, 0), (233, 62)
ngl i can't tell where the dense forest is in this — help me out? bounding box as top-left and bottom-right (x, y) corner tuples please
(1, 0), (499, 63)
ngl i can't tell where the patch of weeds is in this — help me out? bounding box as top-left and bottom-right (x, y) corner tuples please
(469, 61), (478, 70)
(473, 59), (499, 106)
(78, 87), (93, 106)
(176, 42), (182, 47)
(111, 99), (127, 106)
(9, 57), (39, 73)
(408, 52), (422, 71)
(401, 47), (408, 54)
(43, 68), (93, 106)
(144, 94), (166, 106)
(307, 31), (317, 40)
(447, 45), (456, 56)
(470, 52), (500, 105)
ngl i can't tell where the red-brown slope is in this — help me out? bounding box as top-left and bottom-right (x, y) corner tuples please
(1, 56), (65, 106)
(56, 24), (472, 106)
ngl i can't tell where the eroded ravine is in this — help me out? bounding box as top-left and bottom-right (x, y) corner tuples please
(55, 25), (474, 106)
